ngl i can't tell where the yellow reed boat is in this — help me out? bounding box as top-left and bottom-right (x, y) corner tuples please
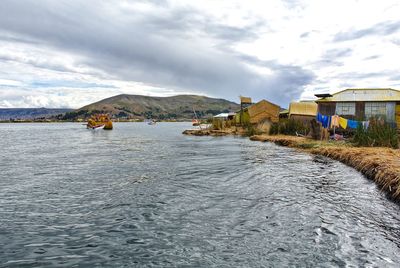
(86, 114), (113, 130)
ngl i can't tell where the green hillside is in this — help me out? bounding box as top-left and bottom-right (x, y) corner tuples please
(62, 94), (240, 120)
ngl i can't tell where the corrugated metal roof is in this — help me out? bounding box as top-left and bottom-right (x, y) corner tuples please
(289, 101), (317, 116)
(316, 88), (400, 102)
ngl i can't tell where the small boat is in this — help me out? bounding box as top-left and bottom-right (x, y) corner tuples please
(192, 107), (203, 130)
(87, 114), (113, 130)
(145, 119), (156, 125)
(192, 119), (200, 126)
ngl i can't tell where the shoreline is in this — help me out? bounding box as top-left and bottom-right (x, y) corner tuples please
(183, 129), (400, 201)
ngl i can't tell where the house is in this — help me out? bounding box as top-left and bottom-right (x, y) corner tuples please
(315, 88), (400, 126)
(213, 112), (236, 121)
(236, 99), (280, 125)
(288, 101), (317, 123)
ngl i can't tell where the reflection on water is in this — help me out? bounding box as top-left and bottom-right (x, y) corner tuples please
(0, 122), (399, 267)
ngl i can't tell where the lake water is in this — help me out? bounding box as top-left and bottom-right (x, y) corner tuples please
(1, 122), (400, 267)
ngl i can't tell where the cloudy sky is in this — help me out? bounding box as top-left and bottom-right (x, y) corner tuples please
(1, 0), (400, 108)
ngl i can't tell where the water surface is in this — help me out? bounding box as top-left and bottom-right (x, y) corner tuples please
(1, 123), (400, 267)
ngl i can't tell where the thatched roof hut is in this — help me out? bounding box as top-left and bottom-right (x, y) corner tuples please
(288, 101), (317, 122)
(246, 100), (280, 124)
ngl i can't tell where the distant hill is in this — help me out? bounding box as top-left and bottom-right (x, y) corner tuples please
(0, 108), (73, 120)
(62, 94), (240, 120)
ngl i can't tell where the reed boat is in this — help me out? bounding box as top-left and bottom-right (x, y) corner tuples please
(87, 114), (113, 130)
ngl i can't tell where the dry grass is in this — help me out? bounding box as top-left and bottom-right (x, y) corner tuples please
(251, 134), (400, 200)
(183, 126), (247, 136)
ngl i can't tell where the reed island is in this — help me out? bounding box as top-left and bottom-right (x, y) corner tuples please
(184, 90), (400, 201)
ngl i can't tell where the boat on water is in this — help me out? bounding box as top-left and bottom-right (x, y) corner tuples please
(192, 119), (200, 126)
(87, 114), (113, 130)
(145, 119), (156, 125)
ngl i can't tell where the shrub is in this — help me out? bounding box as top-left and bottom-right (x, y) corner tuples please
(245, 124), (258, 136)
(269, 119), (310, 136)
(211, 119), (224, 130)
(353, 118), (398, 148)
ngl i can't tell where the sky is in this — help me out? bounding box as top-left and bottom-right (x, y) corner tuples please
(1, 0), (400, 108)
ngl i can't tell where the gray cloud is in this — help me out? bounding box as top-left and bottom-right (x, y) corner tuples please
(391, 39), (400, 46)
(323, 48), (353, 58)
(363, 55), (380, 61)
(300, 32), (309, 38)
(334, 72), (391, 80)
(389, 74), (400, 81)
(311, 48), (352, 68)
(282, 0), (305, 9)
(0, 0), (314, 107)
(334, 20), (400, 41)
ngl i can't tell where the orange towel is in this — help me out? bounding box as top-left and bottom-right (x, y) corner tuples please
(331, 115), (340, 128)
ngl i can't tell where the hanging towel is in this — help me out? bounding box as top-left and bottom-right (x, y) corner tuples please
(331, 115), (340, 128)
(316, 113), (323, 124)
(316, 113), (331, 128)
(322, 115), (331, 129)
(362, 121), (369, 129)
(339, 117), (347, 129)
(347, 119), (359, 129)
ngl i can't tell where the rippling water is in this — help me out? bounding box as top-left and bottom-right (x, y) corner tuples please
(1, 122), (400, 267)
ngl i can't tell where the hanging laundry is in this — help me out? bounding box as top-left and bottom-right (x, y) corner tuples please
(331, 115), (340, 128)
(347, 119), (359, 129)
(362, 121), (369, 129)
(322, 115), (331, 128)
(316, 112), (331, 128)
(316, 113), (323, 124)
(339, 117), (347, 129)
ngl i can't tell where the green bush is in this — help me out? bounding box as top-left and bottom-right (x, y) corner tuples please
(353, 118), (398, 148)
(269, 119), (310, 136)
(245, 124), (258, 136)
(211, 118), (224, 130)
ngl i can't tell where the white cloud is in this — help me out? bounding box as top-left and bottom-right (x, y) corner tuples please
(0, 0), (399, 108)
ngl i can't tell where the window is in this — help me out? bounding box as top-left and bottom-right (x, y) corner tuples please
(365, 102), (386, 119)
(336, 102), (355, 115)
(365, 102), (395, 122)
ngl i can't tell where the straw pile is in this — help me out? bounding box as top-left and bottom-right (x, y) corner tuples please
(250, 134), (308, 147)
(183, 128), (246, 136)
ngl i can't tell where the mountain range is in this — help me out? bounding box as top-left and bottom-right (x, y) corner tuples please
(61, 94), (240, 120)
(0, 108), (73, 120)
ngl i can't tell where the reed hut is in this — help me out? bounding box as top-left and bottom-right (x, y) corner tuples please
(236, 99), (280, 125)
(247, 100), (280, 124)
(288, 101), (317, 123)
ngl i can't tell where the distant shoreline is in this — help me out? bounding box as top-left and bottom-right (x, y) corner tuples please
(0, 120), (194, 123)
